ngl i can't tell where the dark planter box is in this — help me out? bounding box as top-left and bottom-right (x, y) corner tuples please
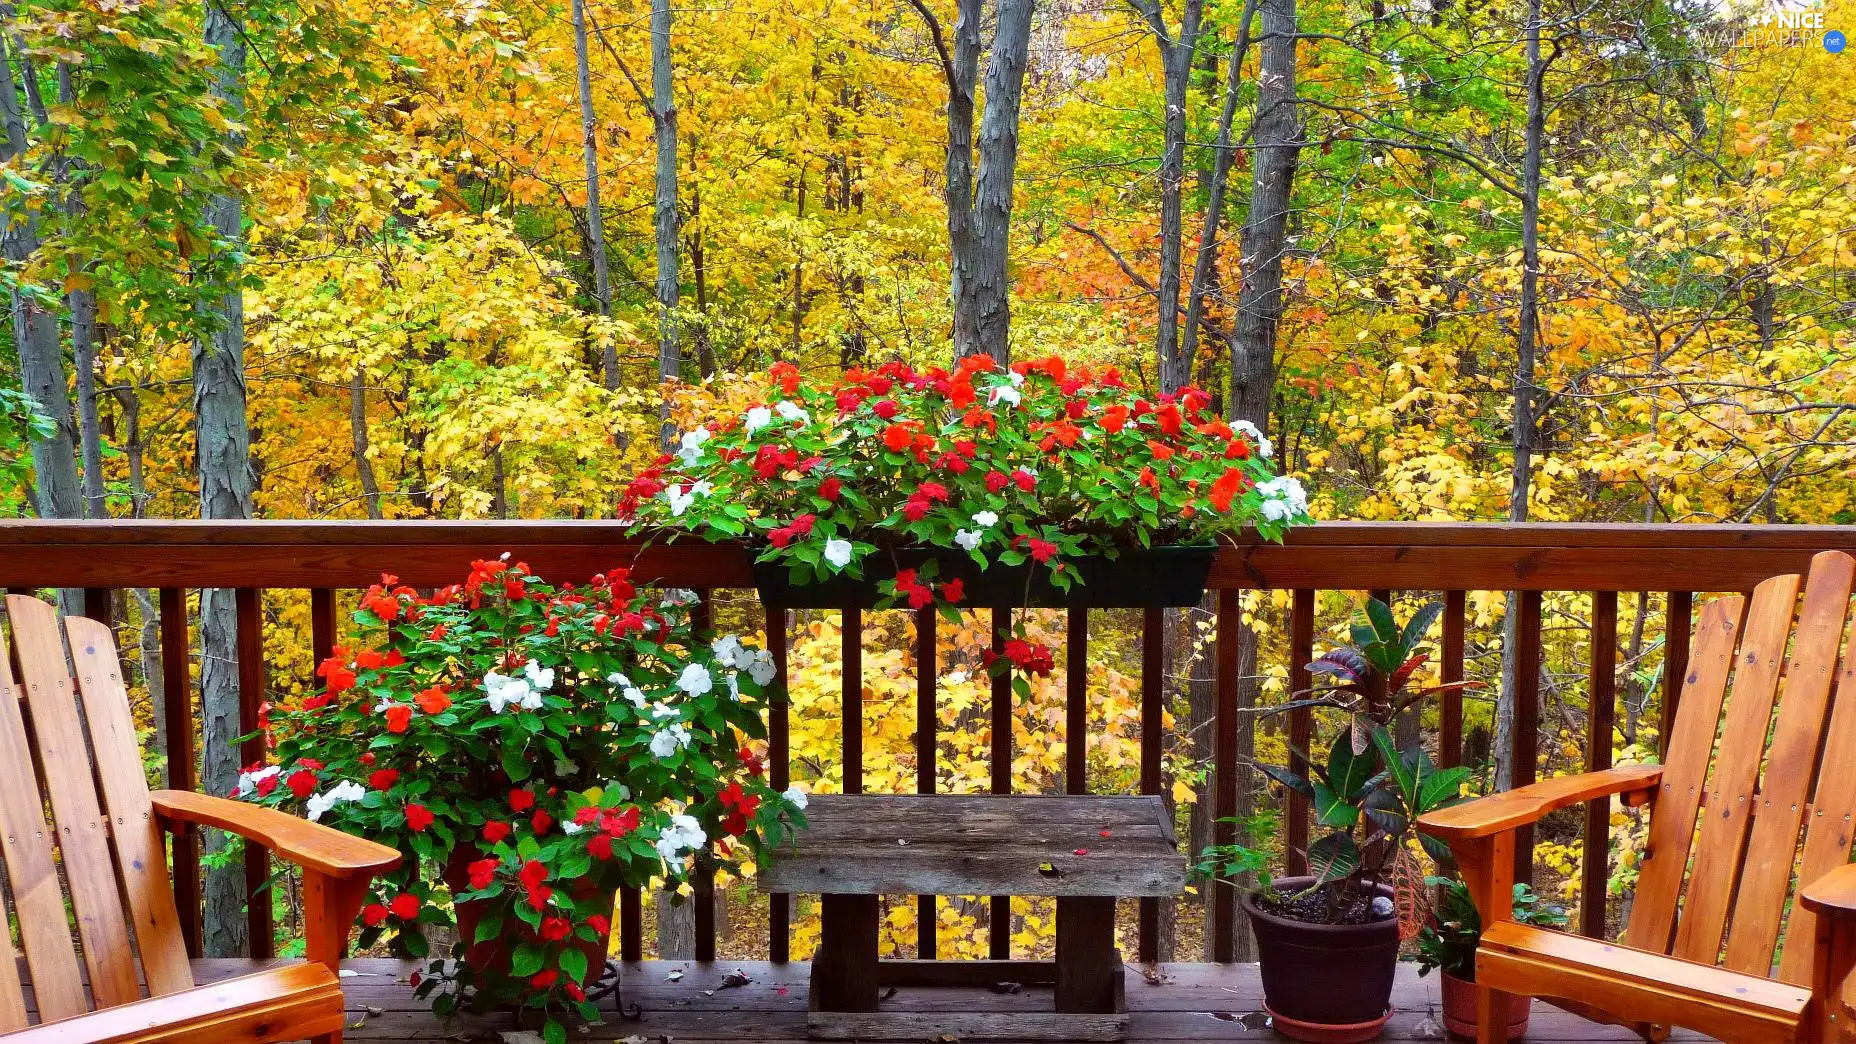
(752, 544), (1216, 609)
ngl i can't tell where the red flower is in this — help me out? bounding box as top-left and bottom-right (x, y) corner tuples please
(316, 658), (356, 694)
(740, 747), (765, 775)
(588, 834), (614, 860)
(467, 858), (499, 890)
(574, 805), (600, 826)
(253, 772), (280, 798)
(601, 806), (640, 837)
(770, 360), (801, 395)
(1139, 467), (1161, 495)
(540, 916), (572, 942)
(873, 399), (899, 419)
(1101, 404), (1130, 433)
(1210, 468), (1248, 512)
(530, 970), (559, 990)
(531, 809), (554, 834)
(369, 769), (400, 792)
(587, 914), (611, 936)
(984, 470), (1008, 493)
(917, 481), (949, 503)
(384, 705), (413, 733)
(390, 893), (420, 920)
(509, 788), (536, 813)
(428, 624), (449, 641)
(525, 885), (553, 911)
(819, 476), (842, 501)
(287, 769), (317, 800)
(405, 803), (434, 832)
(1012, 469), (1037, 492)
(882, 423), (913, 453)
(902, 497), (931, 522)
(1225, 438), (1251, 460)
(362, 903), (389, 927)
(355, 649), (385, 670)
(414, 687), (451, 714)
(519, 859), (549, 891)
(565, 982), (586, 1002)
(940, 578), (965, 604)
(482, 820), (512, 844)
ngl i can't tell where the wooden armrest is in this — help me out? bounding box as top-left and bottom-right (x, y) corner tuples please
(151, 790), (402, 879)
(1801, 863), (1856, 916)
(1417, 765), (1664, 842)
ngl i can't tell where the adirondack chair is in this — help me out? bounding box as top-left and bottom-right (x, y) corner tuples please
(1420, 550), (1856, 1044)
(0, 595), (400, 1043)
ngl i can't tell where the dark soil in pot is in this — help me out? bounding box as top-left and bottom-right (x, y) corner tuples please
(1243, 875), (1400, 1042)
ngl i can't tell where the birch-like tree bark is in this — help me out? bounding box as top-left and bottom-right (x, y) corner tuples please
(572, 0), (617, 390)
(1178, 0), (1257, 388)
(195, 0), (257, 958)
(650, 0), (679, 447)
(57, 63), (103, 519)
(1227, 0), (1301, 428)
(351, 369), (383, 520)
(1125, 0), (1204, 392)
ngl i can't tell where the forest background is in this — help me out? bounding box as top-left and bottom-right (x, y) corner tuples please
(0, 0), (1851, 964)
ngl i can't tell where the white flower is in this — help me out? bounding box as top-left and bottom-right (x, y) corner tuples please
(783, 785), (809, 811)
(523, 660), (555, 692)
(483, 670), (535, 714)
(823, 538), (854, 570)
(655, 813), (708, 862)
(624, 686), (647, 708)
(305, 780), (366, 822)
(650, 700), (681, 721)
(677, 426), (710, 466)
(748, 650), (777, 686)
(712, 634), (749, 669)
(236, 765), (280, 797)
(775, 400), (810, 425)
(561, 820), (585, 835)
(727, 674), (741, 701)
(1007, 370), (1025, 387)
(650, 723), (693, 758)
(954, 529), (982, 551)
(662, 483), (702, 517)
(1257, 475), (1308, 523)
(744, 406), (773, 434)
(943, 670), (969, 686)
(989, 384), (1021, 408)
(607, 671), (631, 688)
(1233, 420), (1274, 458)
(660, 588), (700, 608)
(972, 510), (999, 527)
(677, 662), (714, 696)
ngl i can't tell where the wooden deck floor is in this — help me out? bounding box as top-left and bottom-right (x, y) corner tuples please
(125, 958), (1712, 1042)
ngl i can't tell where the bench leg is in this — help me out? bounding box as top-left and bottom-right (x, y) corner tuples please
(1055, 896), (1123, 1014)
(813, 894), (880, 1013)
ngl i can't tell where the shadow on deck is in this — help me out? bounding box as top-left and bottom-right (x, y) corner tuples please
(166, 958), (1716, 1042)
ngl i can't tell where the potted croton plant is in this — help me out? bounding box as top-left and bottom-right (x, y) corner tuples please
(1417, 875), (1566, 1039)
(623, 355), (1310, 680)
(1197, 599), (1477, 1043)
(236, 558), (805, 1044)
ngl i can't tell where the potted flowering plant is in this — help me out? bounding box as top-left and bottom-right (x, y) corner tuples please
(1416, 876), (1565, 1039)
(236, 558), (804, 1043)
(623, 355), (1310, 680)
(1196, 598), (1477, 1043)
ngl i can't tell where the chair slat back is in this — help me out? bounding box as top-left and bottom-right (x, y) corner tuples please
(0, 596), (197, 1026)
(0, 616), (90, 1024)
(1725, 552), (1854, 976)
(1625, 592), (1745, 954)
(65, 614), (194, 998)
(1624, 551), (1856, 985)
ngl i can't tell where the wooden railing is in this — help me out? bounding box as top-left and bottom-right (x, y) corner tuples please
(2, 520), (1851, 963)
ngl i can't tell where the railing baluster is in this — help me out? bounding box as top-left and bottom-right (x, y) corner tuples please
(1286, 590), (1314, 877)
(234, 587), (274, 958)
(1211, 590), (1239, 962)
(159, 587), (202, 959)
(1583, 590), (1618, 938)
(310, 588), (337, 667)
(1662, 591), (1693, 760)
(843, 606), (863, 795)
(84, 587), (112, 624)
(693, 591), (716, 962)
(1440, 590), (1467, 768)
(1513, 589), (1543, 886)
(989, 605), (1010, 960)
(1137, 606), (1162, 963)
(768, 600), (791, 963)
(1065, 608), (1087, 794)
(915, 606), (937, 959)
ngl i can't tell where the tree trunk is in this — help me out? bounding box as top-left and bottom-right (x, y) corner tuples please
(650, 0), (679, 448)
(941, 0), (981, 359)
(1145, 0), (1205, 393)
(1178, 0), (1258, 386)
(572, 0), (617, 390)
(57, 64), (103, 520)
(1495, 0), (1545, 793)
(963, 0), (1035, 364)
(196, 0), (256, 959)
(1, 37), (80, 525)
(115, 382), (167, 784)
(1227, 0), (1299, 427)
(350, 369), (383, 520)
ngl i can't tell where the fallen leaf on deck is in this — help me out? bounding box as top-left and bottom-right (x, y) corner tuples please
(719, 968), (753, 989)
(499, 1032), (547, 1044)
(1140, 964), (1173, 986)
(989, 981), (1022, 994)
(1073, 847), (1089, 855)
(1410, 1015), (1445, 1039)
(665, 968), (684, 982)
(880, 985), (899, 1001)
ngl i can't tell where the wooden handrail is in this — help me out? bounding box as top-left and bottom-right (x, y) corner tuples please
(0, 520), (1849, 590)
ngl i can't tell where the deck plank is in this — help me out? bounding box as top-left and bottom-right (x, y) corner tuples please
(19, 958), (1716, 1041)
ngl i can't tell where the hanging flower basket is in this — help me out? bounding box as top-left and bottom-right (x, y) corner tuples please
(750, 542), (1217, 609)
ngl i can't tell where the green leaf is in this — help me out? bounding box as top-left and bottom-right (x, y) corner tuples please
(1258, 762), (1314, 800)
(1419, 765), (1471, 812)
(557, 946), (588, 984)
(510, 942), (545, 977)
(1365, 598), (1399, 645)
(1313, 780), (1359, 828)
(1401, 601), (1446, 655)
(474, 910), (504, 943)
(1326, 732), (1375, 800)
(544, 1018), (568, 1044)
(1307, 832), (1361, 885)
(502, 741), (531, 782)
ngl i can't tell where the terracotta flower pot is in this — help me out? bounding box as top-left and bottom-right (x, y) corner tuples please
(1243, 876), (1400, 1044)
(1439, 970), (1530, 1040)
(444, 848), (615, 989)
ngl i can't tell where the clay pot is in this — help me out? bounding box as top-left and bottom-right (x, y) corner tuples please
(444, 848), (615, 988)
(1243, 876), (1400, 1043)
(1439, 970), (1531, 1040)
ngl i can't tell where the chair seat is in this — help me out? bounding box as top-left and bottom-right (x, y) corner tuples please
(1477, 922), (1811, 1044)
(4, 963), (346, 1044)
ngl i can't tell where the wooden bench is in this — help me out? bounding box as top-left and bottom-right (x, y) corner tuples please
(758, 794), (1184, 1042)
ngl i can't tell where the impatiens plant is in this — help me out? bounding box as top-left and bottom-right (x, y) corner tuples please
(237, 559), (804, 1042)
(623, 355), (1311, 686)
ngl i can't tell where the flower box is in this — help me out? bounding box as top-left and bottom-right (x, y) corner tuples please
(751, 543), (1217, 609)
